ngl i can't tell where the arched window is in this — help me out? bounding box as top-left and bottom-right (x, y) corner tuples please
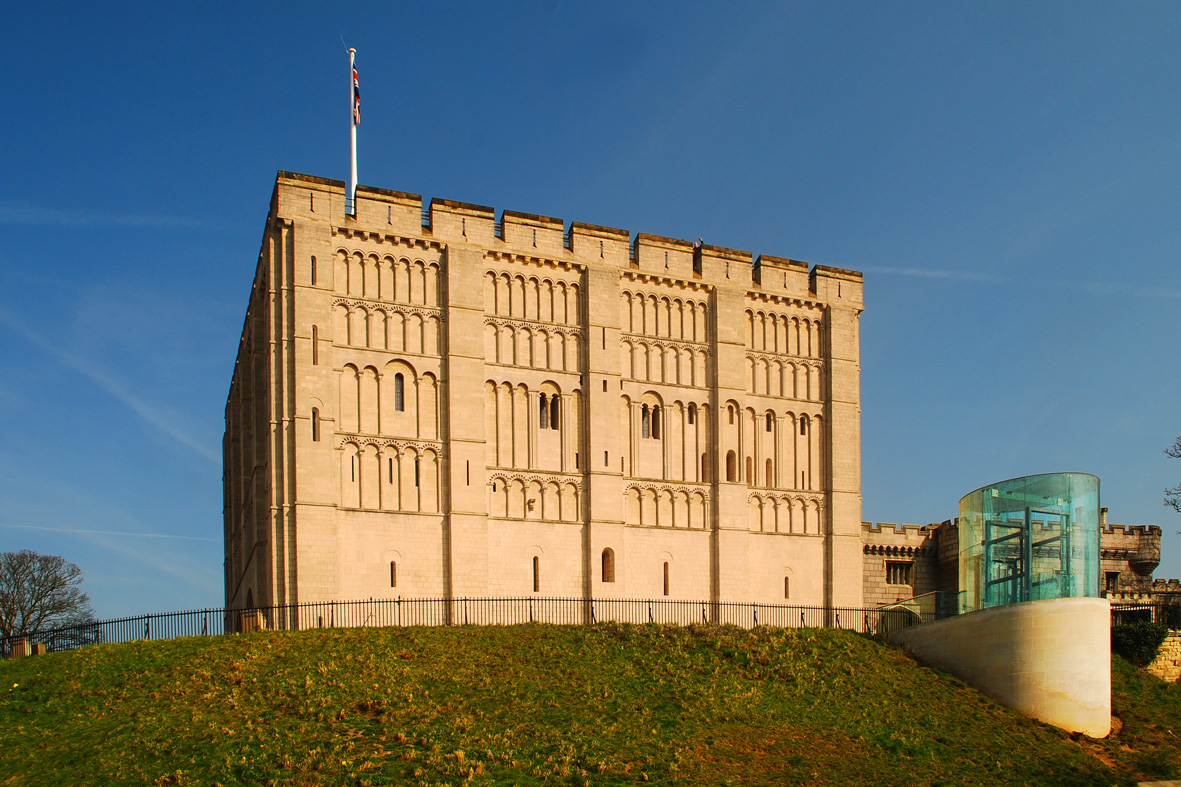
(602, 548), (616, 583)
(784, 576), (790, 599)
(726, 451), (736, 482)
(414, 457), (420, 487)
(311, 408), (320, 442)
(539, 393), (549, 428)
(390, 561), (397, 588)
(394, 373), (405, 411)
(766, 412), (773, 432)
(688, 403), (696, 424)
(800, 416), (807, 436)
(641, 404), (651, 439)
(766, 459), (773, 487)
(549, 395), (560, 430)
(728, 405), (735, 425)
(651, 406), (661, 439)
(663, 562), (670, 596)
(532, 556), (540, 593)
(746, 457), (753, 485)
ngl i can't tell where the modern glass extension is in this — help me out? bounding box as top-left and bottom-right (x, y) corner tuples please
(958, 473), (1100, 613)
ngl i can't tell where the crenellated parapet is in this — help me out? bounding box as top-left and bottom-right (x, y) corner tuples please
(273, 171), (862, 302)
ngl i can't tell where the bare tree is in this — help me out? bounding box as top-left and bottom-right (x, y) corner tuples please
(1167, 436), (1181, 515)
(0, 550), (94, 640)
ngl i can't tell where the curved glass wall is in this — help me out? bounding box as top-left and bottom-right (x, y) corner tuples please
(958, 473), (1099, 613)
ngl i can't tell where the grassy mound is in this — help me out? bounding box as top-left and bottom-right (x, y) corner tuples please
(0, 624), (1176, 786)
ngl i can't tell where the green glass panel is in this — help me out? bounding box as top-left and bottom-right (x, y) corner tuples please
(957, 473), (1099, 613)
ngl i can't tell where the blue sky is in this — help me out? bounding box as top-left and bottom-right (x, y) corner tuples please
(1, 2), (1178, 618)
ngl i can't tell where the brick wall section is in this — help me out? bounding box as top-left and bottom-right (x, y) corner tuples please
(1100, 524), (1161, 595)
(861, 522), (940, 607)
(1147, 631), (1181, 683)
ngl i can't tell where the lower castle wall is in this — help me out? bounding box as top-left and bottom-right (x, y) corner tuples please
(890, 597), (1111, 737)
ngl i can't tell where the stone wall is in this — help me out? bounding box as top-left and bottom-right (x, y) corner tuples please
(224, 172), (865, 610)
(1147, 631), (1181, 683)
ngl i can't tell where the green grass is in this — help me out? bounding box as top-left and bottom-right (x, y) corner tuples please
(0, 623), (1176, 786)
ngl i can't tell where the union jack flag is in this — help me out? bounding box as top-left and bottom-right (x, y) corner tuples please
(352, 62), (361, 126)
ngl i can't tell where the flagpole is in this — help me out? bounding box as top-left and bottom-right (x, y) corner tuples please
(348, 47), (358, 216)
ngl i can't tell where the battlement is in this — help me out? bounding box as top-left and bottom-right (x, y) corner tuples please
(861, 521), (942, 537)
(1102, 524), (1162, 536)
(270, 171), (863, 301)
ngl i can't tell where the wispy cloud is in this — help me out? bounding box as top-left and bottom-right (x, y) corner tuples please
(858, 265), (1181, 301)
(0, 308), (219, 463)
(78, 531), (222, 596)
(859, 265), (1009, 284)
(0, 523), (218, 542)
(0, 202), (236, 232)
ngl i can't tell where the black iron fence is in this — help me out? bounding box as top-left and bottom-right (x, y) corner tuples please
(1111, 603), (1181, 628)
(2, 596), (939, 658)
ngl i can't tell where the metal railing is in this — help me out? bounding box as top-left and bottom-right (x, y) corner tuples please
(2, 596), (941, 658)
(1111, 603), (1181, 628)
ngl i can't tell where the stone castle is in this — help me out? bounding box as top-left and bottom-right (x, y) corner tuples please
(223, 171), (1164, 612)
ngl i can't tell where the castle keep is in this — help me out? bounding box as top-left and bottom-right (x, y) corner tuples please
(224, 172), (864, 611)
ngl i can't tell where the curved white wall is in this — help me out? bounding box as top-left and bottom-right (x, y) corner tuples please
(889, 597), (1110, 737)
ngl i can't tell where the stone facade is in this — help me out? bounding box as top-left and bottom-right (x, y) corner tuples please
(862, 512), (1164, 605)
(224, 172), (865, 611)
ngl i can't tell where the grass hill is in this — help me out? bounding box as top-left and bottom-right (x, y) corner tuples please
(1, 623), (1178, 786)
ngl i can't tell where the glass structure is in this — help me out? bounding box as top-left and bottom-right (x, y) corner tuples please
(958, 473), (1100, 613)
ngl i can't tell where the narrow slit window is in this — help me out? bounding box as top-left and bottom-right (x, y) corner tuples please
(602, 548), (615, 583)
(388, 457), (393, 484)
(701, 453), (709, 482)
(728, 405), (735, 425)
(390, 561), (397, 588)
(602, 379), (607, 392)
(886, 562), (913, 585)
(784, 576), (790, 599)
(688, 404), (695, 425)
(312, 325), (319, 365)
(311, 409), (320, 442)
(651, 406), (661, 439)
(746, 457), (753, 485)
(663, 562), (669, 596)
(466, 460), (470, 485)
(766, 412), (773, 432)
(539, 394), (549, 429)
(351, 456), (356, 482)
(549, 396), (559, 430)
(310, 256), (317, 285)
(394, 373), (405, 411)
(532, 556), (540, 593)
(800, 417), (807, 436)
(766, 459), (773, 487)
(641, 405), (650, 439)
(414, 458), (420, 487)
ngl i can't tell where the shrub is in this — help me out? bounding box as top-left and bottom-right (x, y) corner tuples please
(1111, 621), (1169, 666)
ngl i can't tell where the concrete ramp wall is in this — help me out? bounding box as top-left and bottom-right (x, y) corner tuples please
(889, 597), (1110, 737)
